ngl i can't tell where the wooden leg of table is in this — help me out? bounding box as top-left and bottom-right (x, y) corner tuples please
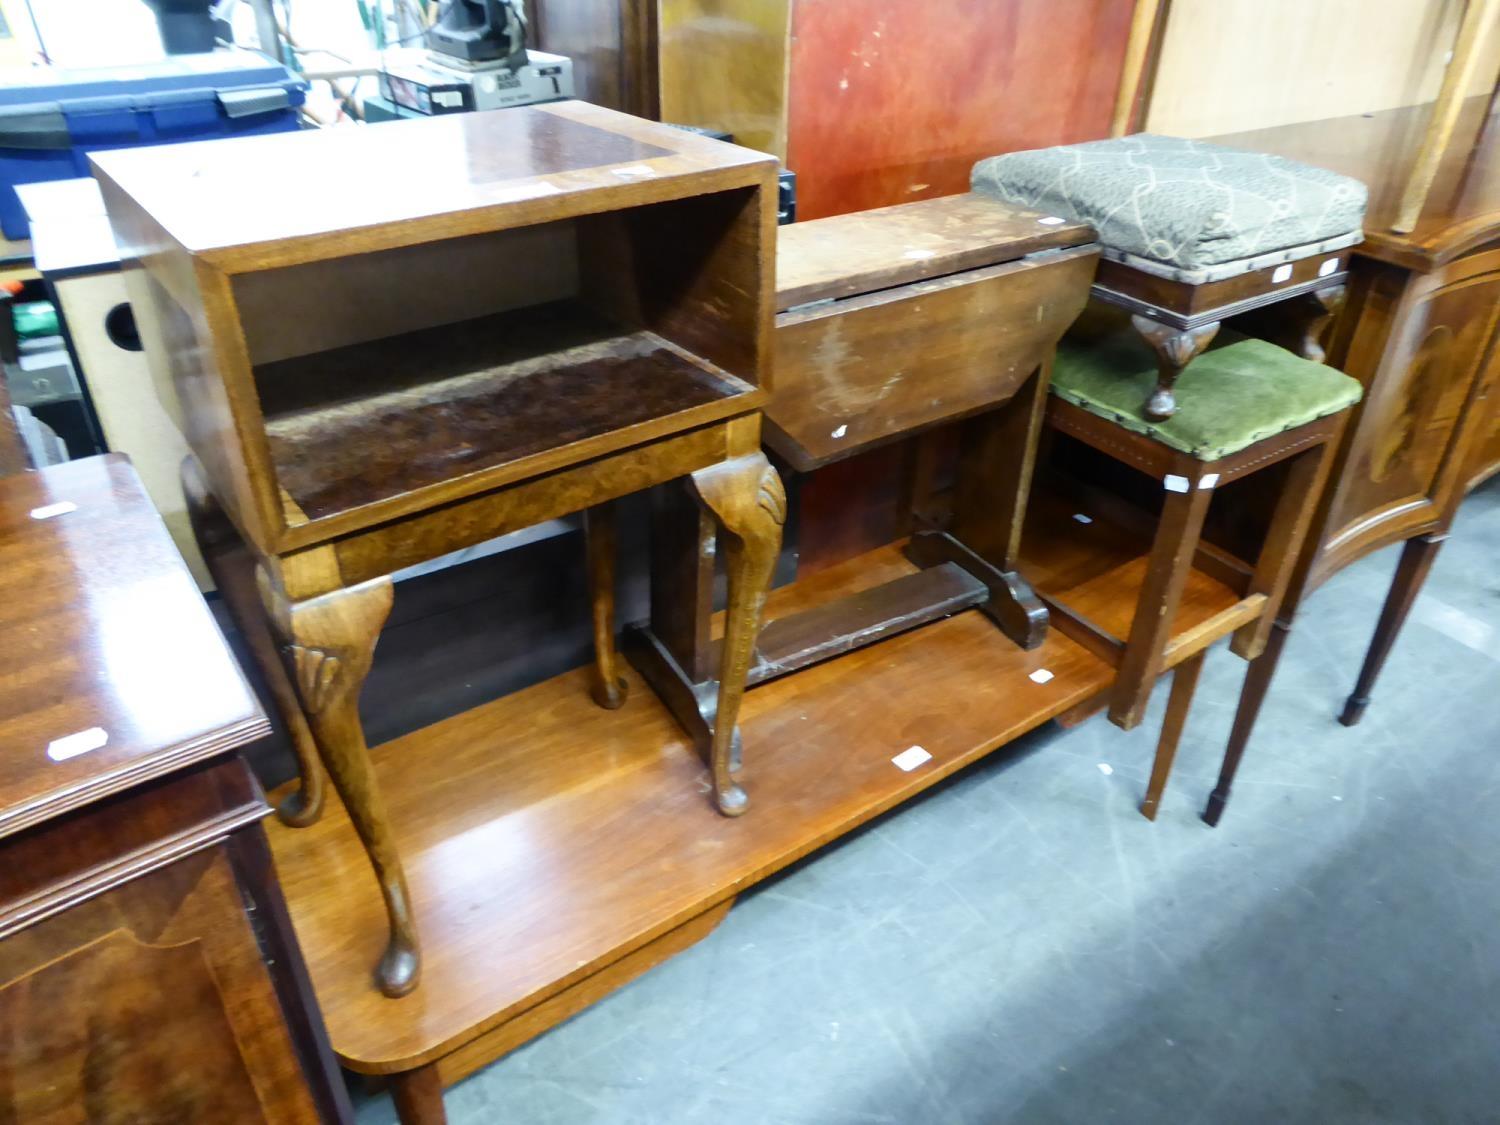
(1339, 532), (1446, 727)
(181, 458), (326, 827)
(949, 366), (1051, 649)
(1139, 649), (1206, 821)
(583, 503), (628, 710)
(257, 570), (420, 998)
(1203, 618), (1289, 827)
(1131, 316), (1219, 421)
(389, 1063), (446, 1125)
(1230, 439), (1338, 661)
(1292, 284), (1347, 364)
(1110, 475), (1213, 730)
(688, 454), (785, 817)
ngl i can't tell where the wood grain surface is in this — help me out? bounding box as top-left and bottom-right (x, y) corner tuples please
(266, 544), (1114, 1073)
(0, 455), (266, 841)
(775, 192), (1092, 309)
(1212, 97), (1500, 272)
(784, 0), (1134, 219)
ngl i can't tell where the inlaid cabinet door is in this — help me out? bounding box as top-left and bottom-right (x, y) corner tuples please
(1318, 252), (1500, 575)
(1461, 330), (1500, 493)
(0, 844), (325, 1124)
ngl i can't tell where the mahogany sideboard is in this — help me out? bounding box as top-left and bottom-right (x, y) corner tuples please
(1200, 97), (1500, 799)
(0, 454), (349, 1122)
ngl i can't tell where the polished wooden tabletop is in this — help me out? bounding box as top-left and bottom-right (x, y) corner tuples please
(1213, 95), (1500, 272)
(0, 455), (267, 840)
(90, 100), (775, 270)
(775, 192), (1094, 309)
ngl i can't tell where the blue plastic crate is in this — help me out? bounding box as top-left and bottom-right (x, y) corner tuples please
(0, 52), (307, 239)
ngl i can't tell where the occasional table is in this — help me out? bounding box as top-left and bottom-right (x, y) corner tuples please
(94, 102), (783, 999)
(0, 454), (348, 1123)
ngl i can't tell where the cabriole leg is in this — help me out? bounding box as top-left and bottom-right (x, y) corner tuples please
(257, 569), (420, 997)
(687, 454), (786, 817)
(1131, 315), (1219, 421)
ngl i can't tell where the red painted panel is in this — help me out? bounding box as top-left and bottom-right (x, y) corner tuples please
(785, 0), (1133, 220)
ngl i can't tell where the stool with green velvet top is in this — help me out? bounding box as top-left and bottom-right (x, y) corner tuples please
(1026, 307), (1362, 822)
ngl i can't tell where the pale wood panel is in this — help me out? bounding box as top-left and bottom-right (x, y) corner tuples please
(54, 271), (210, 589)
(658, 0), (793, 158)
(1147, 0), (1500, 138)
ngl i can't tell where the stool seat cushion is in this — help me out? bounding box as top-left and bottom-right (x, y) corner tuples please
(1052, 313), (1363, 461)
(972, 135), (1367, 284)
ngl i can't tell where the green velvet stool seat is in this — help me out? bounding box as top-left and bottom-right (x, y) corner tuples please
(1053, 310), (1364, 460)
(1036, 309), (1363, 824)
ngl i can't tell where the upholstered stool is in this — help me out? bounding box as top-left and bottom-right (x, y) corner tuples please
(1024, 307), (1362, 821)
(973, 135), (1366, 420)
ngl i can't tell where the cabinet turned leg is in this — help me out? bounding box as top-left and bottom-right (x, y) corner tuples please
(583, 503), (628, 710)
(1340, 532), (1445, 727)
(1292, 284), (1347, 364)
(1204, 619), (1290, 827)
(257, 571), (421, 998)
(1131, 315), (1220, 421)
(180, 458), (325, 827)
(390, 1063), (446, 1125)
(1139, 650), (1206, 821)
(688, 454), (786, 817)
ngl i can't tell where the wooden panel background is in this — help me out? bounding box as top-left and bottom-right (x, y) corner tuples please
(783, 0), (1134, 220)
(658, 0), (793, 156)
(1148, 0), (1500, 138)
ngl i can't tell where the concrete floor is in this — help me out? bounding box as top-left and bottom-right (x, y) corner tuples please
(354, 478), (1500, 1125)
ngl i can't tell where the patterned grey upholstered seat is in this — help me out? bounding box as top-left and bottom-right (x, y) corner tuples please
(972, 135), (1367, 284)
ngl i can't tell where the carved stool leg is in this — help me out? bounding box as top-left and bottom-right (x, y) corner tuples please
(1204, 618), (1290, 827)
(257, 571), (420, 998)
(583, 503), (628, 710)
(1110, 472), (1213, 730)
(1131, 315), (1220, 421)
(180, 458), (326, 827)
(1139, 649), (1206, 821)
(1293, 284), (1347, 364)
(687, 454), (786, 817)
(1339, 532), (1446, 727)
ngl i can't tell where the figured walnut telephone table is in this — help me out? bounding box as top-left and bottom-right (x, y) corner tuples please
(94, 102), (783, 1000)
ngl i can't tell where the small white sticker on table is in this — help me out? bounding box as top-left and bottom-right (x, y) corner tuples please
(831, 424), (848, 439)
(1198, 473), (1220, 490)
(48, 726), (108, 762)
(1319, 257), (1341, 277)
(1164, 474), (1190, 493)
(892, 745), (932, 772)
(1038, 216), (1067, 225)
(903, 248), (936, 260)
(1271, 264), (1294, 283)
(30, 500), (77, 520)
(612, 164), (656, 178)
(1029, 668), (1054, 684)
